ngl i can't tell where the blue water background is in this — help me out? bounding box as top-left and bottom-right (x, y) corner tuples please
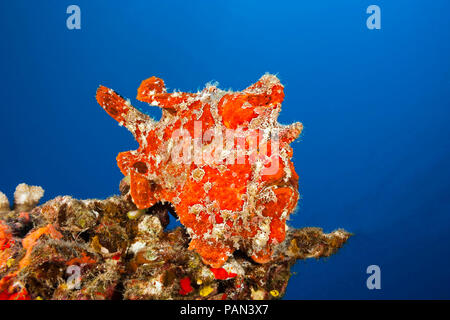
(1, 0), (449, 299)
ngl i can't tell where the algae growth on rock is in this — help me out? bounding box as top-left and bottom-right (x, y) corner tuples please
(0, 181), (350, 300)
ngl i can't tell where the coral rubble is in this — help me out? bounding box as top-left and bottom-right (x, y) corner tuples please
(0, 182), (350, 300)
(96, 75), (303, 267)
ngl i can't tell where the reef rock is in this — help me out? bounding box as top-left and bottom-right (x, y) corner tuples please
(0, 183), (350, 300)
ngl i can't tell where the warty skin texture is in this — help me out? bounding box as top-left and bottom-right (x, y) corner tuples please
(96, 75), (303, 267)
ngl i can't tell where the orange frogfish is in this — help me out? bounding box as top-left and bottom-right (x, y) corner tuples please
(96, 74), (303, 268)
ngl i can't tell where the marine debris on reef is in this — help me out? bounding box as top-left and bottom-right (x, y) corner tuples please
(0, 182), (350, 300)
(96, 74), (304, 267)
